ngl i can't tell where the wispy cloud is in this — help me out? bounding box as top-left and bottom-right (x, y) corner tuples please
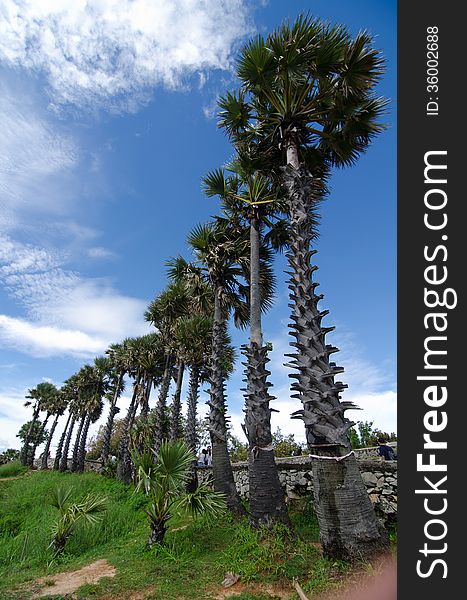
(0, 234), (150, 357)
(0, 0), (254, 112)
(0, 82), (79, 232)
(0, 387), (30, 451)
(0, 315), (107, 358)
(87, 246), (117, 260)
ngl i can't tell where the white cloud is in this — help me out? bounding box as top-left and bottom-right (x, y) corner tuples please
(0, 0), (253, 111)
(87, 246), (116, 260)
(0, 234), (151, 357)
(0, 83), (79, 231)
(0, 388), (31, 451)
(0, 315), (106, 358)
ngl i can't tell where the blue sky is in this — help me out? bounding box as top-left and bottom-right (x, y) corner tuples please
(0, 0), (396, 452)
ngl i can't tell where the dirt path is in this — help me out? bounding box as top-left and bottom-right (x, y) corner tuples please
(32, 559), (116, 597)
(213, 581), (293, 599)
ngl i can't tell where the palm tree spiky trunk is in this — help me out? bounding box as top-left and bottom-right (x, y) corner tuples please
(153, 355), (173, 456)
(185, 365), (200, 491)
(60, 414), (76, 471)
(70, 415), (86, 472)
(100, 372), (123, 466)
(208, 289), (246, 515)
(20, 404), (40, 466)
(284, 164), (387, 559)
(29, 412), (50, 467)
(242, 213), (290, 527)
(169, 360), (185, 442)
(77, 414), (92, 472)
(185, 366), (200, 455)
(41, 413), (59, 469)
(117, 378), (140, 483)
(54, 411), (72, 470)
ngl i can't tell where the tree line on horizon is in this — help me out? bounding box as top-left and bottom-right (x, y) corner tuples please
(16, 14), (391, 562)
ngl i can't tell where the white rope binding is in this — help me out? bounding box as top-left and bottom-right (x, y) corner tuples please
(308, 450), (355, 462)
(250, 443), (274, 459)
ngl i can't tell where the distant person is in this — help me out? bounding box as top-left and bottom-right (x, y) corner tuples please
(198, 448), (207, 466)
(377, 438), (397, 461)
(206, 446), (212, 466)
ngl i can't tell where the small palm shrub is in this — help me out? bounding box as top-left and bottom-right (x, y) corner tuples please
(132, 440), (226, 547)
(49, 487), (107, 555)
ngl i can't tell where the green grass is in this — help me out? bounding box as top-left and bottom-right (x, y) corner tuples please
(0, 471), (379, 600)
(0, 461), (28, 478)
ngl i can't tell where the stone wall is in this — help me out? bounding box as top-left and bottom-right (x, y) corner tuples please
(34, 457), (103, 472)
(198, 454), (397, 525)
(36, 447), (398, 524)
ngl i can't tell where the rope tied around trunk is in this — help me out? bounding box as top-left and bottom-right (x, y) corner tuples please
(250, 443), (274, 460)
(308, 450), (355, 462)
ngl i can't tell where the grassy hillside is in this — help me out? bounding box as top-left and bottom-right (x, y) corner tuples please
(0, 470), (380, 599)
(0, 461), (28, 478)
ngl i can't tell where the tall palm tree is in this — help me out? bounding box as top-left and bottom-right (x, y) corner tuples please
(186, 221), (252, 515)
(41, 388), (68, 469)
(203, 165), (290, 526)
(171, 311), (219, 490)
(100, 340), (127, 466)
(165, 259), (215, 451)
(116, 334), (165, 482)
(145, 282), (190, 454)
(70, 365), (95, 473)
(175, 315), (212, 454)
(28, 383), (60, 467)
(115, 336), (150, 482)
(20, 382), (58, 466)
(59, 374), (82, 471)
(77, 357), (110, 472)
(53, 406), (73, 471)
(218, 15), (388, 558)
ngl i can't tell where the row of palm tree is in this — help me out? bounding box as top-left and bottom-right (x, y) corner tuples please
(20, 14), (389, 561)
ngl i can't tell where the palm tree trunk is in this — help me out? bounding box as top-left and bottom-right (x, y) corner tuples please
(169, 360), (185, 442)
(41, 413), (60, 469)
(29, 412), (50, 467)
(60, 414), (76, 471)
(20, 404), (40, 466)
(54, 411), (72, 470)
(140, 374), (152, 419)
(208, 287), (245, 515)
(243, 216), (290, 527)
(185, 366), (200, 453)
(100, 372), (123, 466)
(71, 415), (85, 472)
(148, 516), (169, 547)
(249, 216), (262, 346)
(185, 365), (200, 491)
(117, 377), (140, 483)
(77, 413), (92, 472)
(283, 141), (388, 559)
(153, 354), (173, 456)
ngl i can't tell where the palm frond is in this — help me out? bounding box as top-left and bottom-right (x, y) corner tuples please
(156, 440), (195, 488)
(49, 486), (73, 510)
(176, 484), (226, 518)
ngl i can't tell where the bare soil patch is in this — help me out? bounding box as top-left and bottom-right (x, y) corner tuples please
(32, 559), (116, 597)
(213, 581), (293, 599)
(99, 588), (155, 600)
(309, 555), (396, 600)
